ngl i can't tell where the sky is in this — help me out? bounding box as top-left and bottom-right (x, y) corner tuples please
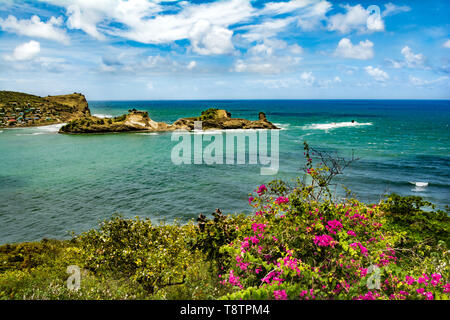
(0, 0), (449, 100)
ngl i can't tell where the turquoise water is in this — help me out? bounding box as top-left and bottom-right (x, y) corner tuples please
(0, 100), (449, 244)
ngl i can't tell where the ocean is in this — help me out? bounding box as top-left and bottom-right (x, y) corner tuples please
(0, 100), (449, 244)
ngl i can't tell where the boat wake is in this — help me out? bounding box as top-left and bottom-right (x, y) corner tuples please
(302, 121), (372, 130)
(410, 182), (429, 187)
(410, 181), (429, 192)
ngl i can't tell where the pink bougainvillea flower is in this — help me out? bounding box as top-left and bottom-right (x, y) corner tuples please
(314, 234), (336, 247)
(347, 230), (356, 237)
(326, 219), (343, 234)
(273, 290), (288, 300)
(430, 274), (442, 286)
(405, 275), (415, 285)
(256, 184), (267, 195)
(424, 292), (434, 300)
(274, 196), (289, 205)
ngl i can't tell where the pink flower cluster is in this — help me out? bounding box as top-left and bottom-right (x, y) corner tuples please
(403, 273), (448, 298)
(236, 255), (250, 271)
(299, 289), (316, 300)
(225, 270), (243, 289)
(347, 230), (357, 237)
(325, 219), (343, 234)
(256, 184), (267, 195)
(262, 270), (284, 285)
(416, 288), (434, 300)
(273, 290), (288, 300)
(252, 223), (267, 235)
(356, 291), (381, 300)
(313, 234), (335, 247)
(274, 196), (289, 205)
(280, 250), (301, 275)
(349, 242), (368, 257)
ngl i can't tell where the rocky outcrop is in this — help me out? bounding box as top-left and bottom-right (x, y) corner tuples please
(171, 109), (278, 130)
(45, 93), (91, 119)
(59, 108), (279, 134)
(59, 110), (168, 133)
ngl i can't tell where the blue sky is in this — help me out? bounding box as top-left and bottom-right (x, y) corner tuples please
(0, 0), (449, 100)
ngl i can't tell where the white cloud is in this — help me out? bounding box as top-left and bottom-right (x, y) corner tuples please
(109, 0), (253, 54)
(147, 81), (154, 90)
(233, 55), (300, 74)
(37, 0), (331, 56)
(385, 58), (403, 69)
(5, 40), (41, 61)
(0, 15), (69, 44)
(260, 0), (311, 15)
(235, 36), (302, 74)
(187, 61), (197, 70)
(334, 38), (374, 60)
(365, 66), (389, 81)
(240, 18), (295, 42)
(40, 0), (254, 55)
(443, 39), (450, 48)
(66, 4), (105, 40)
(249, 78), (298, 89)
(189, 20), (234, 55)
(401, 46), (426, 68)
(289, 43), (303, 55)
(297, 1), (331, 31)
(409, 75), (448, 86)
(328, 4), (384, 34)
(382, 3), (411, 17)
(301, 71), (315, 85)
(247, 38), (290, 56)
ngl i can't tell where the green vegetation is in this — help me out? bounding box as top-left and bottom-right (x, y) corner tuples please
(0, 91), (89, 127)
(0, 143), (448, 300)
(200, 108), (219, 120)
(0, 91), (45, 105)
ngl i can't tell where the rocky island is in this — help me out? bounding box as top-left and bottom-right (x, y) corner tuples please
(59, 109), (170, 133)
(60, 107), (279, 134)
(0, 91), (90, 127)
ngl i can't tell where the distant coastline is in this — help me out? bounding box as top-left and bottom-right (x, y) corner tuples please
(1, 91), (279, 133)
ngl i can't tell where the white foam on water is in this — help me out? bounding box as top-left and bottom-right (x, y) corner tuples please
(191, 128), (269, 135)
(35, 123), (66, 132)
(410, 182), (428, 187)
(302, 121), (373, 130)
(135, 132), (160, 136)
(93, 114), (113, 118)
(13, 123), (66, 136)
(273, 123), (289, 130)
(16, 132), (46, 136)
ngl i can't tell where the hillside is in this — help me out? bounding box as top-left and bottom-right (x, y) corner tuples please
(0, 91), (90, 127)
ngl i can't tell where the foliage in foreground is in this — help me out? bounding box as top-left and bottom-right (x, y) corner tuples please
(0, 144), (449, 300)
